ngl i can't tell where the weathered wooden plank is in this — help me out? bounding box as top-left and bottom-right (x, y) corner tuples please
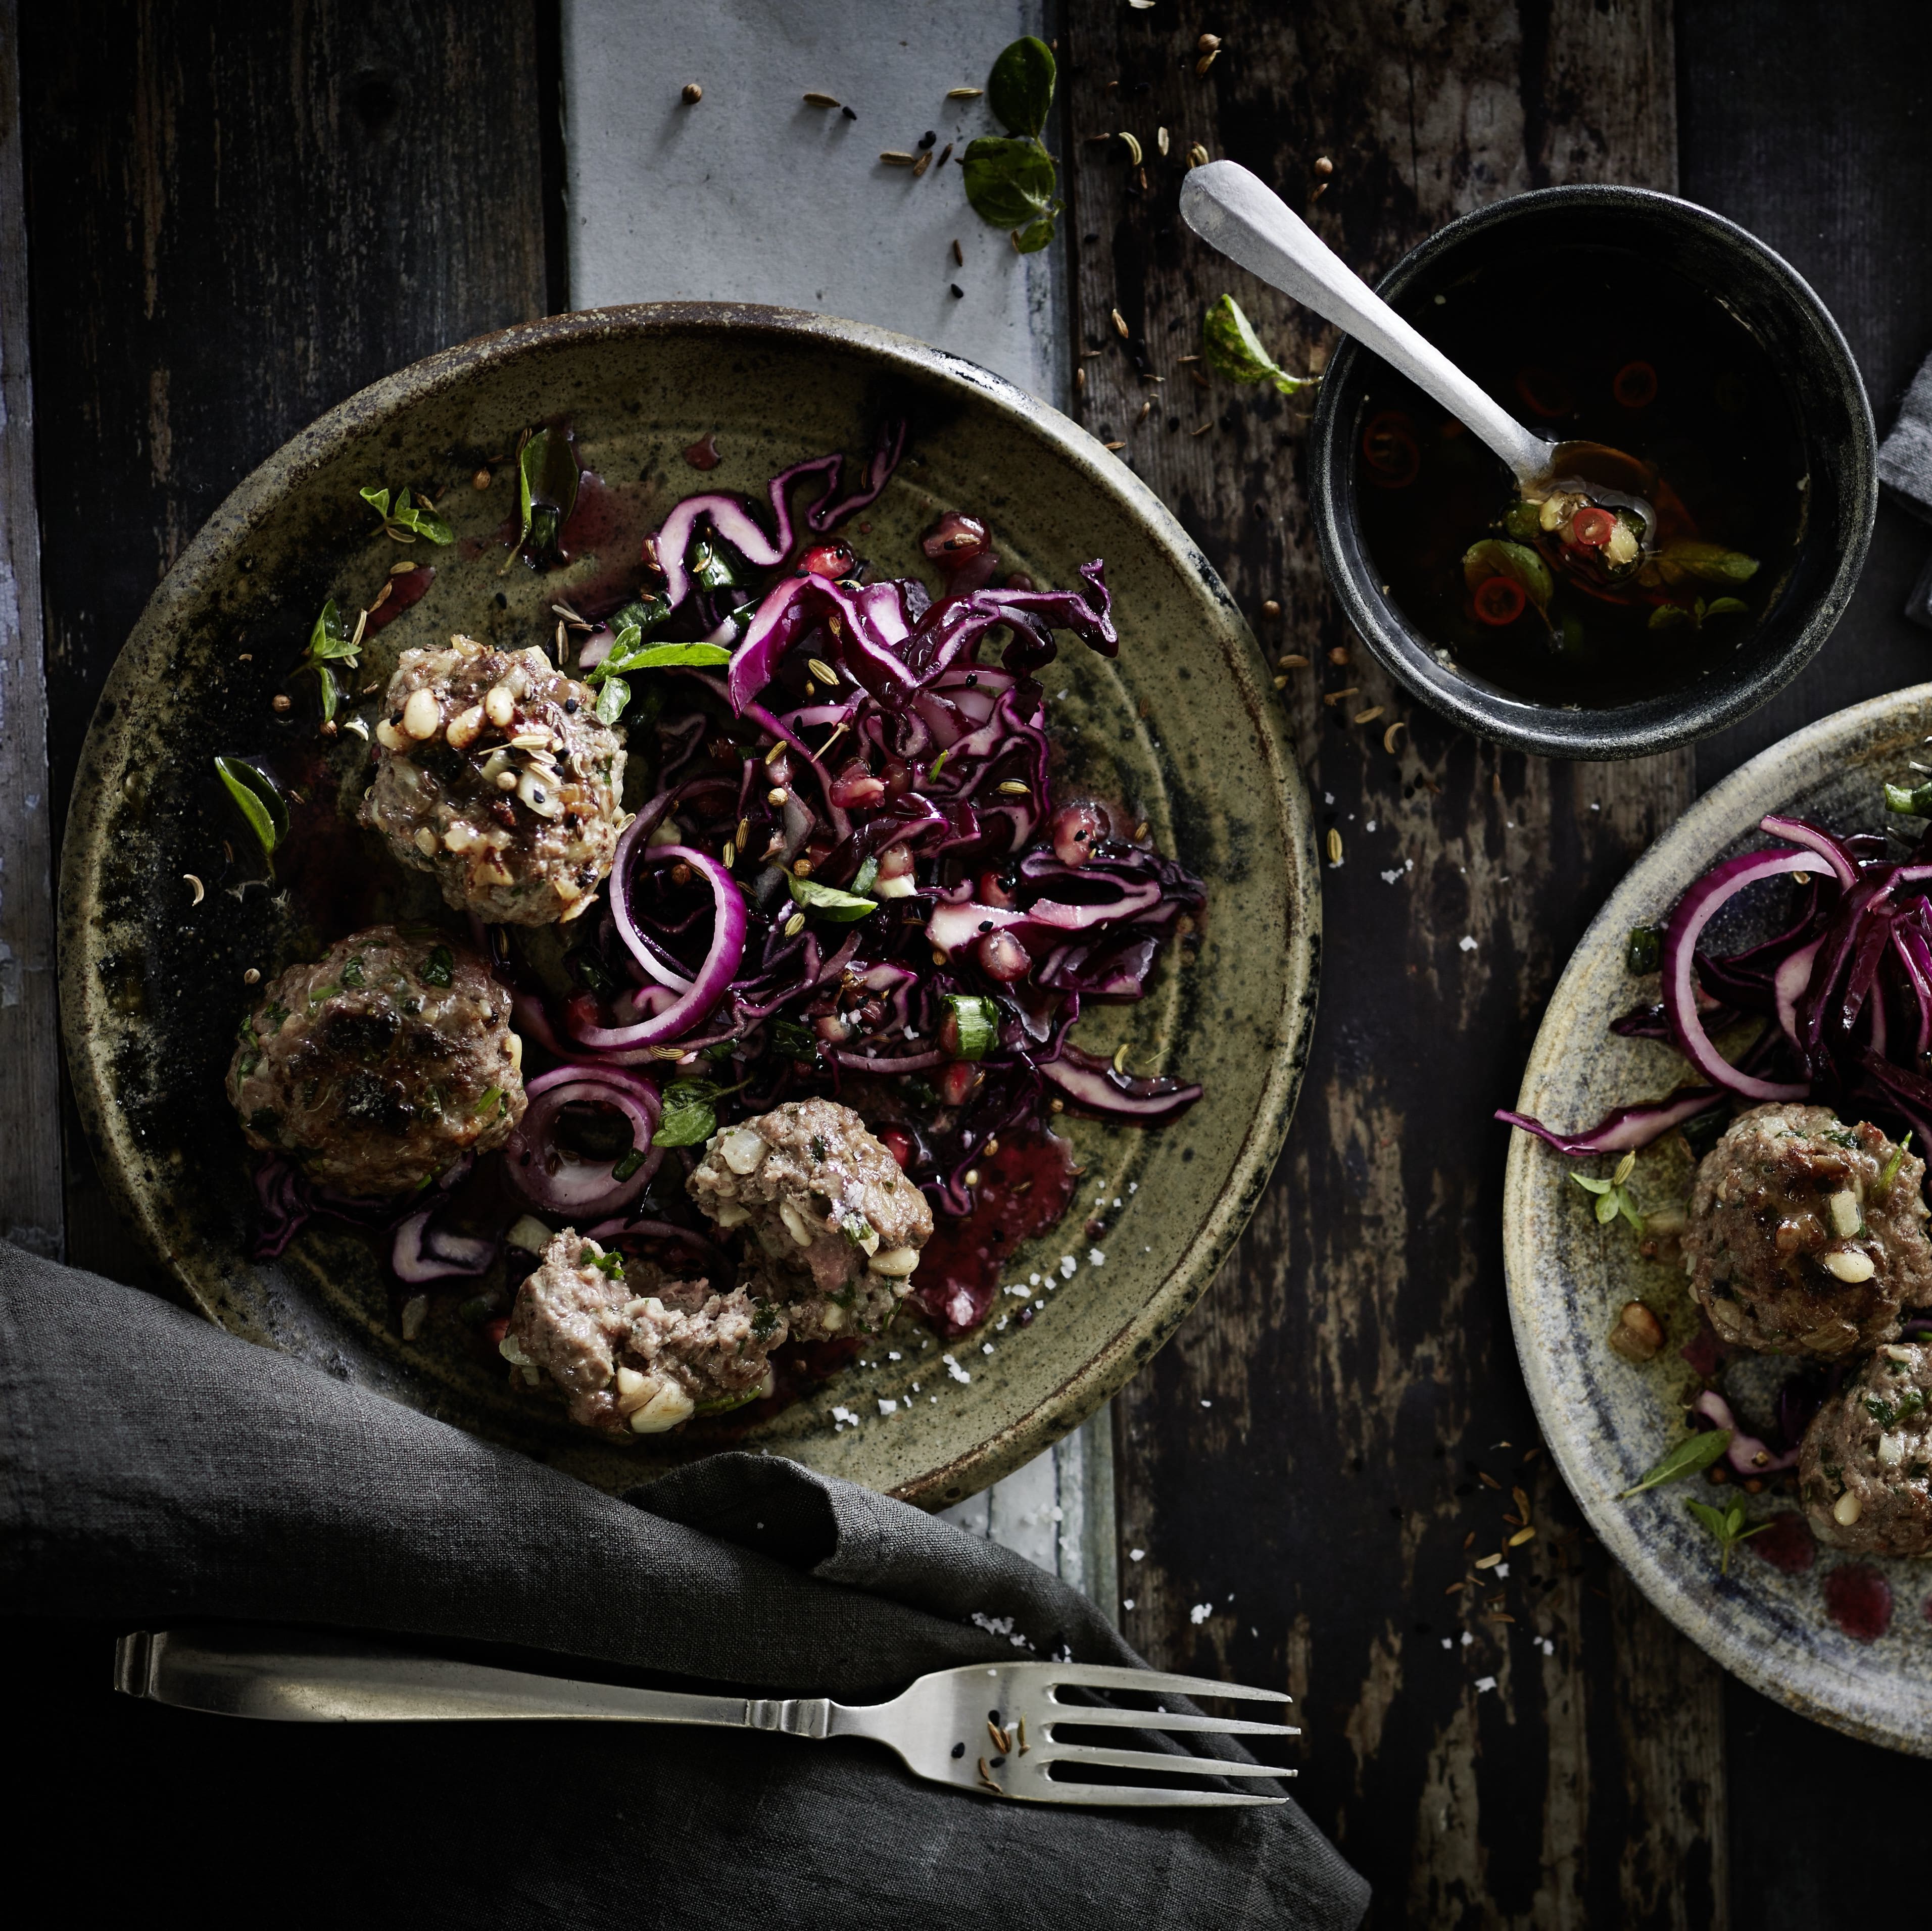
(0, 0), (63, 1261)
(1060, 1), (1720, 1918)
(20, 0), (551, 1282)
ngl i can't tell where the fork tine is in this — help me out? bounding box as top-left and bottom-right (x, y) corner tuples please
(1042, 1663), (1291, 1705)
(1041, 1706), (1300, 1738)
(1041, 1744), (1296, 1779)
(1034, 1783), (1289, 1808)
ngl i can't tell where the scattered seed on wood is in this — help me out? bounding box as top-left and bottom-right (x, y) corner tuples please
(1085, 131), (1115, 145)
(937, 141), (952, 166)
(1075, 366), (1086, 390)
(912, 152), (932, 178)
(947, 86), (983, 99)
(1509, 1527), (1537, 1547)
(184, 873), (204, 904)
(1279, 654), (1309, 669)
(1196, 48), (1220, 74)
(1511, 1486), (1531, 1516)
(1189, 421), (1212, 436)
(1272, 675), (1287, 689)
(1136, 400), (1151, 423)
(1382, 720), (1408, 753)
(243, 967), (261, 984)
(1489, 1612), (1516, 1624)
(1111, 308), (1129, 338)
(881, 150), (916, 166)
(1104, 439), (1126, 451)
(803, 91), (840, 108)
(471, 467), (492, 490)
(681, 82), (702, 104)
(271, 692), (291, 713)
(1442, 1579), (1468, 1595)
(1353, 706), (1384, 725)
(1157, 126), (1170, 155)
(1188, 368), (1211, 390)
(1188, 142), (1210, 167)
(1474, 1553), (1502, 1570)
(1478, 1471), (1502, 1490)
(1462, 1530), (1476, 1549)
(1261, 598), (1281, 617)
(1326, 829), (1343, 865)
(988, 1719), (1011, 1753)
(1198, 33), (1222, 51)
(1119, 131), (1142, 164)
(1321, 687), (1359, 707)
(951, 238), (964, 266)
(1315, 155), (1334, 176)
(1312, 181), (1328, 200)
(996, 779), (1031, 796)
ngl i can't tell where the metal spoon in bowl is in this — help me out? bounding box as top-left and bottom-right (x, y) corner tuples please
(1178, 161), (1658, 559)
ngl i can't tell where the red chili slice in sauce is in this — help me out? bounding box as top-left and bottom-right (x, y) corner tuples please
(1613, 359), (1659, 408)
(1361, 410), (1420, 488)
(1570, 506), (1617, 549)
(1473, 575), (1527, 625)
(1513, 366), (1573, 418)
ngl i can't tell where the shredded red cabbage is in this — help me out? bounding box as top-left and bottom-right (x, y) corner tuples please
(1502, 811), (1932, 1157)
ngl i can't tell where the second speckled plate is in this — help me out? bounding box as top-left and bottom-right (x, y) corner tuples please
(1504, 683), (1932, 1753)
(59, 304), (1319, 1508)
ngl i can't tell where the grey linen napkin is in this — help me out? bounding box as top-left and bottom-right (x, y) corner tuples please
(0, 1241), (1368, 1930)
(1877, 348), (1932, 626)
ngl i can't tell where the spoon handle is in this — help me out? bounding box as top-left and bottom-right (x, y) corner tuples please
(1179, 161), (1551, 486)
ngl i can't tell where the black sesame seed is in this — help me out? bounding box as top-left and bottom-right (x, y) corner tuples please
(989, 1754), (1006, 1768)
(988, 1709), (1001, 1723)
(563, 698), (579, 713)
(840, 105), (856, 120)
(978, 921), (992, 932)
(951, 1742), (965, 1759)
(950, 283), (964, 299)
(919, 130), (936, 148)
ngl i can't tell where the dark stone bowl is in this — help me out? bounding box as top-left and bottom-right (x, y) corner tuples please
(1309, 185), (1876, 761)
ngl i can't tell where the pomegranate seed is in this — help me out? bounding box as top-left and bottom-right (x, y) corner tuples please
(920, 512), (989, 568)
(1051, 800), (1109, 867)
(938, 1060), (978, 1106)
(880, 1128), (914, 1168)
(829, 761), (887, 809)
(800, 542), (854, 579)
(978, 870), (1018, 908)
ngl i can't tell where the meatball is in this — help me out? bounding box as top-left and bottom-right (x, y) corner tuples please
(688, 1098), (933, 1337)
(227, 924), (524, 1196)
(501, 1228), (783, 1437)
(362, 634), (626, 925)
(1800, 1342), (1932, 1555)
(1680, 1103), (1931, 1358)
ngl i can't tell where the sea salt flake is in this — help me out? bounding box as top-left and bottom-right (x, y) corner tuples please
(1129, 1548), (1145, 1562)
(877, 1398), (898, 1415)
(1460, 1631), (1474, 1648)
(1475, 1675), (1497, 1694)
(1189, 1602), (1213, 1625)
(1087, 1247), (1105, 1266)
(831, 1405), (859, 1429)
(982, 1342), (994, 1355)
(1459, 935), (1478, 952)
(941, 1353), (972, 1384)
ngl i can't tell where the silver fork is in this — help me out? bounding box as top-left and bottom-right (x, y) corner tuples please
(115, 1624), (1299, 1808)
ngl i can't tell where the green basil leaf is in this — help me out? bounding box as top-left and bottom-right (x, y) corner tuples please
(603, 640), (735, 675)
(1570, 1173), (1613, 1196)
(1462, 538), (1554, 610)
(942, 994), (1001, 1060)
(420, 945), (455, 988)
(1648, 602), (1694, 630)
(1012, 215), (1058, 254)
(961, 135), (1058, 229)
(587, 1247), (626, 1280)
(1887, 780), (1932, 817)
(654, 1079), (727, 1148)
(388, 488), (453, 545)
(988, 34), (1055, 137)
(1594, 1189), (1621, 1225)
(788, 873), (878, 922)
(510, 427), (579, 569)
(359, 485), (392, 518)
(213, 756), (288, 872)
(1201, 293), (1313, 397)
(1657, 540), (1760, 585)
(1684, 1498), (1729, 1539)
(770, 1018), (821, 1061)
(1618, 1428), (1732, 1499)
(1703, 597), (1751, 619)
(306, 598), (359, 663)
(595, 676), (631, 725)
(610, 595), (672, 648)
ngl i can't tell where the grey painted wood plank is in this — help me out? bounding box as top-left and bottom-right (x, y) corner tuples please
(0, 0), (63, 1260)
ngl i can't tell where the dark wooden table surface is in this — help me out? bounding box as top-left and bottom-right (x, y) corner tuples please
(9, 3), (1932, 1923)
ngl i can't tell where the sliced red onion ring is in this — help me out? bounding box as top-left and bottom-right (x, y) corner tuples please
(1773, 937), (1823, 1048)
(392, 1209), (493, 1283)
(1757, 813), (1859, 889)
(1039, 1047), (1201, 1123)
(506, 1063), (663, 1215)
(1694, 1389), (1800, 1475)
(1662, 848), (1815, 1101)
(581, 844), (747, 1051)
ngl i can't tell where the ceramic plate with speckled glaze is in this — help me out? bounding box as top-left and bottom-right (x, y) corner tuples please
(1505, 684), (1932, 1753)
(60, 304), (1318, 1507)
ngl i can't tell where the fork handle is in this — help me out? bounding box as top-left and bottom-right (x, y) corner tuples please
(115, 1626), (833, 1738)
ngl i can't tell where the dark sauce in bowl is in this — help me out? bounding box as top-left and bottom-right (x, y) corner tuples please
(1356, 246), (1808, 708)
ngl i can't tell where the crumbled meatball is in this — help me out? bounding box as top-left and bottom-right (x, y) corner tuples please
(362, 634), (626, 925)
(1800, 1342), (1932, 1556)
(226, 924), (523, 1195)
(503, 1228), (785, 1437)
(1680, 1103), (1931, 1358)
(687, 1098), (933, 1336)
(736, 1257), (905, 1347)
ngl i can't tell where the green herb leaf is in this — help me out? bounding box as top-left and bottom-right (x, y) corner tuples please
(595, 677), (631, 725)
(420, 945), (455, 988)
(1886, 780), (1932, 818)
(1656, 540), (1760, 586)
(1684, 1495), (1771, 1575)
(942, 993), (1001, 1060)
(300, 599), (361, 722)
(1648, 602), (1695, 630)
(1012, 215), (1057, 254)
(961, 134), (1060, 232)
(609, 596), (672, 648)
(1618, 1428), (1732, 1499)
(1625, 924), (1662, 974)
(611, 1147), (649, 1181)
(788, 873), (879, 922)
(213, 756), (288, 873)
(1704, 597), (1751, 619)
(1201, 294), (1314, 397)
(1879, 1130), (1914, 1197)
(988, 34), (1055, 138)
(594, 639), (735, 679)
(654, 1079), (732, 1148)
(1462, 538), (1554, 611)
(688, 536), (744, 594)
(506, 427), (579, 571)
(770, 1018), (822, 1061)
(851, 855), (880, 898)
(587, 1246), (627, 1280)
(362, 484), (452, 545)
